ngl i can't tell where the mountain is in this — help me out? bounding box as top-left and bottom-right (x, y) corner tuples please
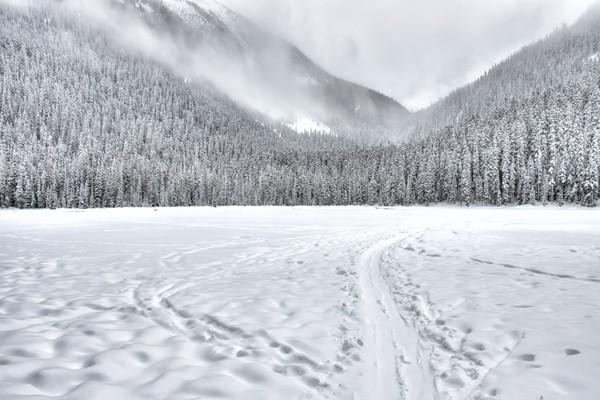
(391, 2), (600, 205)
(399, 2), (600, 140)
(112, 0), (410, 141)
(0, 0), (598, 209)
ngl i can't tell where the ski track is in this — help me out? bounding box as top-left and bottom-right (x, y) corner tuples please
(379, 231), (522, 400)
(470, 257), (600, 284)
(356, 230), (438, 400)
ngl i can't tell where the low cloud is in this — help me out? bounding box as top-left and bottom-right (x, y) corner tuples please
(223, 0), (596, 110)
(5, 0), (594, 114)
(64, 0), (313, 121)
(2, 0), (324, 122)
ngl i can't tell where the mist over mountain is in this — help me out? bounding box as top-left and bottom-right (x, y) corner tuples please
(399, 1), (600, 139)
(76, 0), (409, 142)
(0, 0), (598, 208)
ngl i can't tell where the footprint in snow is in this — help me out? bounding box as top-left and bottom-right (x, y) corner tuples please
(518, 353), (536, 362)
(565, 348), (581, 356)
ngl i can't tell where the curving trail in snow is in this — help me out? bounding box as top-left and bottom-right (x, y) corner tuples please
(0, 206), (599, 400)
(357, 231), (439, 400)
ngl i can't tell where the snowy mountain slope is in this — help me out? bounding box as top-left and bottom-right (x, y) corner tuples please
(116, 0), (409, 140)
(0, 0), (598, 208)
(399, 1), (600, 139)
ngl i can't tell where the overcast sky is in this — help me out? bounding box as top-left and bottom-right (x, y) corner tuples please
(222, 0), (596, 110)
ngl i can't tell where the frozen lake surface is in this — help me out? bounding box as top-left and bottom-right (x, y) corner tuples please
(0, 207), (599, 400)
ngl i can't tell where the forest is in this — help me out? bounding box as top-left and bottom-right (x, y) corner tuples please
(0, 3), (599, 208)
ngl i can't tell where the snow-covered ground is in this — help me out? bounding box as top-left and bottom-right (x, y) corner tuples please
(0, 207), (598, 400)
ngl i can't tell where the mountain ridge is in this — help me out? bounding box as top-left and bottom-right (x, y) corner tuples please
(115, 0), (410, 141)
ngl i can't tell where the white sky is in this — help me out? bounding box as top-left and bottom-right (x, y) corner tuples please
(222, 0), (597, 110)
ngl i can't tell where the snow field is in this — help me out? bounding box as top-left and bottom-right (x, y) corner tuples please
(0, 206), (598, 399)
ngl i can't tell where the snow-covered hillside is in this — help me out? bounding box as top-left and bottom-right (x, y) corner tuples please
(162, 0), (231, 18)
(1, 2), (598, 209)
(114, 0), (408, 140)
(158, 0), (242, 40)
(1, 207), (598, 400)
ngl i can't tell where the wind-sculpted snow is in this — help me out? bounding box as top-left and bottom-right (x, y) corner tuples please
(0, 207), (599, 399)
